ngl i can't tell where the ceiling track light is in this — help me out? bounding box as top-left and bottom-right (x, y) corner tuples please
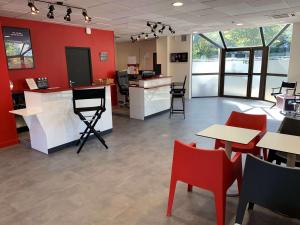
(82, 9), (91, 23)
(146, 21), (175, 35)
(64, 7), (72, 22)
(27, 0), (91, 23)
(47, 4), (55, 19)
(28, 0), (39, 15)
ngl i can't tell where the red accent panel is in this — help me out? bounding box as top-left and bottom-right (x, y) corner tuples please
(0, 16), (117, 106)
(0, 24), (18, 148)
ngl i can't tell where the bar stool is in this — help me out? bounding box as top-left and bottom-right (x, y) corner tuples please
(169, 76), (187, 119)
(72, 87), (108, 154)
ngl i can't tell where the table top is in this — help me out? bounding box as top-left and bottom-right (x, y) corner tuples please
(257, 132), (300, 155)
(196, 124), (261, 144)
(9, 107), (43, 116)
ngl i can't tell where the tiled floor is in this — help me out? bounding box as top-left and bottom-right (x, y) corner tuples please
(0, 97), (299, 225)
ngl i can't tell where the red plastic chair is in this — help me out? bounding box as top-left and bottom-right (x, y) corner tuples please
(215, 111), (267, 159)
(166, 140), (242, 225)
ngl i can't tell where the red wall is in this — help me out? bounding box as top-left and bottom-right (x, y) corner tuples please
(0, 17), (117, 148)
(0, 22), (18, 147)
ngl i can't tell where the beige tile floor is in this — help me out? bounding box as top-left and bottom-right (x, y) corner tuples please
(0, 98), (299, 225)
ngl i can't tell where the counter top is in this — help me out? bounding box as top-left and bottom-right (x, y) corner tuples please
(25, 84), (115, 93)
(129, 84), (171, 89)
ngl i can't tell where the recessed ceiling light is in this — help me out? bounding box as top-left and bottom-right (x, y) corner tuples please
(236, 23), (243, 26)
(172, 2), (184, 7)
(193, 31), (198, 34)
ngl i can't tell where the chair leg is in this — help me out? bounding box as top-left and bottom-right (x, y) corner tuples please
(263, 149), (268, 160)
(187, 184), (193, 192)
(235, 199), (248, 225)
(166, 178), (177, 217)
(182, 96), (185, 119)
(77, 130), (92, 154)
(237, 170), (243, 195)
(214, 191), (226, 225)
(169, 96), (173, 118)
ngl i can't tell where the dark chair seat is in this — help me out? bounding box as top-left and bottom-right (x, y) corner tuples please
(235, 154), (300, 225)
(271, 92), (281, 96)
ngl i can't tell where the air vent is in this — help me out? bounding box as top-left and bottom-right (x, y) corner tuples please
(271, 13), (295, 19)
(181, 35), (187, 42)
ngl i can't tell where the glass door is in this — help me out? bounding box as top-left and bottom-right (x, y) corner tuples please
(223, 50), (250, 97)
(222, 47), (264, 99)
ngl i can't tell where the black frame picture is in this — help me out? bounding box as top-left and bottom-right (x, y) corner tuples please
(2, 27), (35, 69)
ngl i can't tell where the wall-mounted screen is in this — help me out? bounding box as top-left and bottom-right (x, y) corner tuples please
(170, 52), (188, 62)
(3, 27), (34, 69)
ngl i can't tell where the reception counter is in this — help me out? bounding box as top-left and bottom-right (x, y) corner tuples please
(129, 77), (171, 120)
(10, 85), (113, 154)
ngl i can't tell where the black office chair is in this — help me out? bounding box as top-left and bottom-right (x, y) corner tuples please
(268, 117), (300, 167)
(235, 154), (300, 225)
(116, 71), (129, 106)
(270, 81), (297, 108)
(169, 76), (187, 119)
(72, 87), (108, 154)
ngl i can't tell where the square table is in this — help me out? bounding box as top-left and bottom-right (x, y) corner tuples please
(196, 124), (261, 159)
(257, 132), (300, 167)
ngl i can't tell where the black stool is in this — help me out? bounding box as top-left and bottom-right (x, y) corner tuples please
(169, 76), (186, 119)
(72, 87), (108, 154)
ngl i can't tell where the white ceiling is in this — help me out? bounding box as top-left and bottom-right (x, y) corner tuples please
(1, 0), (300, 41)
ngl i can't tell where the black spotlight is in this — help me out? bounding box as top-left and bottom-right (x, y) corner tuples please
(153, 33), (159, 39)
(82, 10), (91, 23)
(153, 23), (158, 29)
(28, 0), (39, 15)
(47, 5), (55, 19)
(147, 21), (151, 27)
(64, 8), (72, 22)
(145, 34), (148, 40)
(137, 35), (141, 41)
(169, 26), (175, 34)
(131, 36), (135, 42)
(159, 25), (165, 33)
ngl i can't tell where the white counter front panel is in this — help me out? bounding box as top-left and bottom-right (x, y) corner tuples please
(21, 86), (113, 154)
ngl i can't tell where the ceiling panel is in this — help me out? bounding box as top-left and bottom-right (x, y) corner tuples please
(0, 0), (299, 42)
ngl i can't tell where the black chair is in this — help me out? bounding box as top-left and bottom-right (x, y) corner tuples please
(270, 81), (297, 108)
(235, 154), (300, 225)
(268, 117), (300, 166)
(72, 87), (108, 154)
(116, 71), (129, 106)
(169, 76), (187, 119)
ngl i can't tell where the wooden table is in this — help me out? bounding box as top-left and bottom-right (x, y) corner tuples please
(257, 132), (300, 167)
(196, 124), (261, 158)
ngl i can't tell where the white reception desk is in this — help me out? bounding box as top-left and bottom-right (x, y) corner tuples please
(129, 76), (171, 120)
(10, 85), (113, 154)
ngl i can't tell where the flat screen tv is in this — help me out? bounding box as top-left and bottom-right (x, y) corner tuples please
(170, 52), (188, 62)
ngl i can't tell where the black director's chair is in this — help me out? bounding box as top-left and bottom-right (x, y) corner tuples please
(72, 87), (108, 154)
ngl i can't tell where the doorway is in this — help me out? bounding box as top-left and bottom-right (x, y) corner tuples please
(220, 47), (266, 99)
(65, 47), (92, 87)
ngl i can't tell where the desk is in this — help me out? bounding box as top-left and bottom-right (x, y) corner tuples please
(10, 85), (113, 154)
(196, 124), (261, 158)
(129, 76), (171, 120)
(257, 132), (300, 167)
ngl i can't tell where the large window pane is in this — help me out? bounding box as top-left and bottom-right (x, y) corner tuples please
(251, 75), (261, 98)
(253, 50), (262, 73)
(267, 25), (292, 74)
(223, 27), (262, 48)
(203, 31), (223, 48)
(264, 75), (288, 101)
(192, 34), (220, 73)
(192, 75), (218, 97)
(225, 51), (249, 73)
(224, 75), (248, 96)
(263, 24), (286, 46)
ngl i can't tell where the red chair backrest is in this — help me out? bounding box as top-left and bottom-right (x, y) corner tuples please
(226, 111), (266, 132)
(172, 140), (230, 191)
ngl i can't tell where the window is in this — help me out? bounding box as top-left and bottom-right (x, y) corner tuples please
(223, 27), (262, 48)
(263, 24), (286, 46)
(192, 34), (220, 97)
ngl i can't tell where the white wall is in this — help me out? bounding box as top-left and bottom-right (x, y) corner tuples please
(156, 34), (192, 98)
(115, 39), (156, 71)
(288, 22), (300, 91)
